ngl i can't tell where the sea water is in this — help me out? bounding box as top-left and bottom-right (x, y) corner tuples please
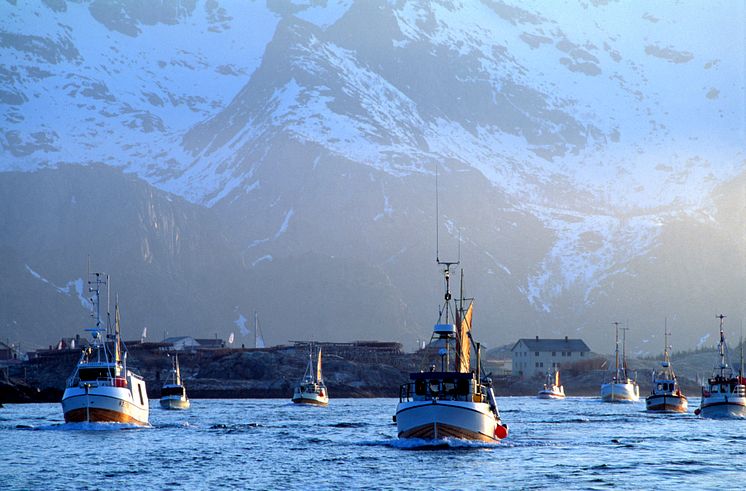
(2, 397), (744, 489)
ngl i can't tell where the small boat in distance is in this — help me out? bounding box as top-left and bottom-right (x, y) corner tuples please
(538, 369), (565, 399)
(291, 344), (328, 406)
(160, 354), (190, 410)
(646, 322), (687, 413)
(395, 265), (508, 442)
(600, 322), (639, 402)
(61, 271), (149, 425)
(696, 314), (746, 418)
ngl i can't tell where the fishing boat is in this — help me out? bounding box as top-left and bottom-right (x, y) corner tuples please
(291, 344), (328, 406)
(646, 323), (687, 413)
(695, 315), (746, 418)
(395, 264), (508, 442)
(538, 369), (565, 399)
(600, 322), (639, 402)
(160, 354), (190, 410)
(61, 272), (149, 425)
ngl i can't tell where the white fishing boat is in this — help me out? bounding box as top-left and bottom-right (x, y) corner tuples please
(646, 322), (687, 413)
(61, 272), (149, 425)
(292, 344), (328, 406)
(160, 354), (190, 410)
(600, 322), (639, 402)
(538, 369), (565, 399)
(395, 265), (508, 442)
(696, 315), (746, 418)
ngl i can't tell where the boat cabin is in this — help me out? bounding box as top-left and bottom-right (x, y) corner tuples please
(400, 371), (485, 403)
(655, 381), (677, 393)
(706, 376), (746, 396)
(161, 385), (186, 397)
(78, 366), (115, 382)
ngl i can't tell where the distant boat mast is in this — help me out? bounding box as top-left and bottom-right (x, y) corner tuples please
(254, 310), (265, 349)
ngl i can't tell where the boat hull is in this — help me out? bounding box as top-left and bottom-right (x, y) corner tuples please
(600, 382), (639, 402)
(645, 394), (688, 413)
(537, 390), (565, 400)
(292, 391), (328, 406)
(699, 397), (746, 418)
(160, 396), (190, 410)
(395, 400), (504, 442)
(61, 385), (149, 426)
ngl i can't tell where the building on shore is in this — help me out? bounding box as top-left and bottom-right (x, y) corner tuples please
(511, 336), (591, 377)
(290, 340), (403, 363)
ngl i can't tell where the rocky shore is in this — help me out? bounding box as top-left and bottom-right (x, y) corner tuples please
(1, 344), (708, 404)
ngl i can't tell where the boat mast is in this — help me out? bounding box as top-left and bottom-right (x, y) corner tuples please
(663, 318), (670, 365)
(738, 328), (743, 384)
(620, 326), (630, 381)
(613, 322), (620, 381)
(87, 270), (109, 365)
(717, 314), (728, 378)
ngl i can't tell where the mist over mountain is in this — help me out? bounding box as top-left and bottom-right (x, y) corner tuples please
(1, 0), (744, 354)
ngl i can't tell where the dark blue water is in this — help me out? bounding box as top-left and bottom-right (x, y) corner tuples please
(2, 397), (744, 489)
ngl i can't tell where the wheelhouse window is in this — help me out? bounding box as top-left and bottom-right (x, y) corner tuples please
(79, 367), (114, 381)
(161, 386), (185, 397)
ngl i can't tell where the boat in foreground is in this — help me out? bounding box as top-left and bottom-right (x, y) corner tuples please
(696, 315), (746, 418)
(600, 322), (639, 402)
(538, 369), (565, 399)
(291, 344), (328, 406)
(61, 272), (149, 425)
(395, 264), (508, 442)
(160, 354), (190, 410)
(646, 323), (687, 413)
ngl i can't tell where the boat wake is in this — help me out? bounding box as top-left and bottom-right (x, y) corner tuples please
(32, 421), (151, 431)
(208, 423), (261, 433)
(327, 422), (369, 428)
(360, 438), (500, 451)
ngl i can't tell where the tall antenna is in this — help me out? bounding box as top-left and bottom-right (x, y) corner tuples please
(433, 163), (459, 324)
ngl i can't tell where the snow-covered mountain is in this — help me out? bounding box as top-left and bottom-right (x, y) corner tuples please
(1, 0), (744, 352)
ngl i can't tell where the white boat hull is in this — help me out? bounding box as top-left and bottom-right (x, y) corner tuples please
(292, 390), (328, 406)
(645, 394), (688, 413)
(537, 390), (565, 400)
(160, 396), (190, 410)
(61, 381), (149, 425)
(600, 382), (639, 402)
(699, 396), (746, 418)
(395, 400), (505, 442)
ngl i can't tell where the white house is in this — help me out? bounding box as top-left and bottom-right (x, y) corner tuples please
(511, 336), (591, 377)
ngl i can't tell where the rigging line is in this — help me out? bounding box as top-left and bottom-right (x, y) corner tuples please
(435, 164), (439, 263)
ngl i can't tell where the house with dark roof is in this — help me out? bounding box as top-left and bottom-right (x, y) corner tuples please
(511, 336), (591, 376)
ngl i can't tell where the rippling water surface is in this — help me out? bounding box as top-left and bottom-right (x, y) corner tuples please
(2, 397), (745, 489)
